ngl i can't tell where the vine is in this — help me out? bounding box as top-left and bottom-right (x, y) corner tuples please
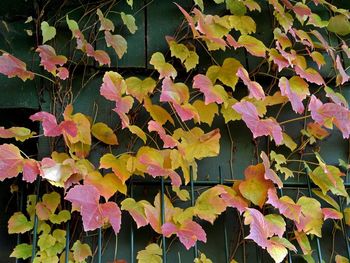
(0, 0), (349, 262)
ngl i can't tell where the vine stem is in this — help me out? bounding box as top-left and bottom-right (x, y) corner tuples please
(33, 72), (56, 83)
(279, 115), (311, 125)
(286, 159), (319, 166)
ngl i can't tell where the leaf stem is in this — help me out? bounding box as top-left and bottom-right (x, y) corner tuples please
(279, 115), (311, 125)
(33, 72), (56, 83)
(286, 159), (319, 166)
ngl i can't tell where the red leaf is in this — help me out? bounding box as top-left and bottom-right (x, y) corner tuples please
(148, 121), (177, 148)
(162, 220), (206, 250)
(0, 53), (34, 81)
(193, 74), (227, 105)
(261, 152), (283, 188)
(57, 67), (69, 80)
(232, 101), (283, 144)
(0, 144), (23, 181)
(309, 95), (350, 138)
(267, 188), (302, 223)
(65, 184), (121, 234)
(237, 67), (265, 100)
(30, 111), (77, 137)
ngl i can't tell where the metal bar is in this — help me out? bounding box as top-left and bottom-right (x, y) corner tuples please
(31, 177), (41, 262)
(219, 167), (229, 263)
(97, 228), (102, 263)
(306, 176), (323, 262)
(129, 179), (350, 188)
(190, 169), (198, 259)
(65, 220), (70, 263)
(160, 177), (167, 263)
(130, 181), (134, 263)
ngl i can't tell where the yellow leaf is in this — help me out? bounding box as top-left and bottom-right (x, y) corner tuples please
(91, 122), (118, 145)
(238, 35), (267, 57)
(126, 77), (156, 102)
(228, 15), (256, 34)
(192, 100), (218, 125)
(100, 153), (132, 184)
(150, 52), (177, 79)
(220, 98), (241, 123)
(184, 51), (199, 71)
(128, 125), (147, 143)
(144, 97), (174, 125)
(206, 58), (241, 89)
(120, 12), (138, 34)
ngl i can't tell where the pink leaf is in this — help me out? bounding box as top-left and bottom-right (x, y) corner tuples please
(30, 111), (77, 137)
(267, 188), (301, 223)
(100, 202), (122, 233)
(175, 3), (198, 37)
(0, 53), (34, 81)
(294, 66), (325, 85)
(278, 76), (309, 114)
(336, 55), (349, 85)
(36, 45), (68, 79)
(65, 184), (122, 234)
(0, 144), (23, 181)
(309, 95), (350, 138)
(322, 208), (343, 220)
(86, 44), (111, 66)
(148, 121), (177, 148)
(261, 152), (283, 188)
(162, 220), (207, 250)
(138, 154), (181, 187)
(232, 101), (283, 144)
(173, 103), (199, 122)
(193, 74), (227, 105)
(22, 159), (40, 183)
(237, 67), (265, 100)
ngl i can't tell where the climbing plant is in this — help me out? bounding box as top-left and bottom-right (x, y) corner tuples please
(0, 0), (350, 262)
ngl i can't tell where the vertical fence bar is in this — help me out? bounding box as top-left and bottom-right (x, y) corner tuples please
(65, 220), (70, 263)
(97, 228), (102, 263)
(130, 181), (134, 263)
(219, 167), (229, 263)
(160, 177), (167, 263)
(31, 177), (41, 262)
(190, 168), (198, 259)
(306, 176), (323, 262)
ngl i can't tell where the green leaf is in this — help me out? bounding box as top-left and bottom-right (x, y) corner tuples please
(194, 0), (204, 10)
(126, 0), (133, 7)
(184, 51), (199, 71)
(8, 212), (33, 234)
(72, 240), (92, 262)
(136, 243), (162, 263)
(226, 0), (247, 15)
(10, 243), (32, 259)
(41, 21), (56, 44)
(194, 252), (213, 263)
(66, 15), (79, 33)
(328, 15), (350, 36)
(121, 12), (138, 34)
(38, 233), (56, 251)
(49, 210), (71, 224)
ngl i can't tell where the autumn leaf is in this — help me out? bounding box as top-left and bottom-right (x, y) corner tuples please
(126, 76), (156, 102)
(192, 100), (218, 125)
(0, 126), (35, 142)
(278, 76), (309, 114)
(72, 240), (92, 262)
(0, 53), (34, 81)
(206, 58), (241, 90)
(65, 184), (121, 233)
(105, 31), (127, 59)
(162, 220), (207, 250)
(144, 97), (174, 125)
(0, 144), (24, 181)
(121, 198), (150, 228)
(8, 212), (33, 234)
(150, 52), (177, 79)
(30, 111), (77, 137)
(237, 35), (267, 57)
(237, 67), (265, 100)
(100, 153), (132, 184)
(193, 74), (228, 105)
(41, 21), (56, 43)
(96, 9), (115, 32)
(148, 120), (177, 148)
(261, 152), (283, 188)
(136, 243), (162, 263)
(121, 12), (138, 34)
(267, 188), (301, 223)
(91, 122), (118, 145)
(239, 164), (274, 207)
(36, 45), (68, 80)
(233, 101), (283, 145)
(10, 243), (32, 260)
